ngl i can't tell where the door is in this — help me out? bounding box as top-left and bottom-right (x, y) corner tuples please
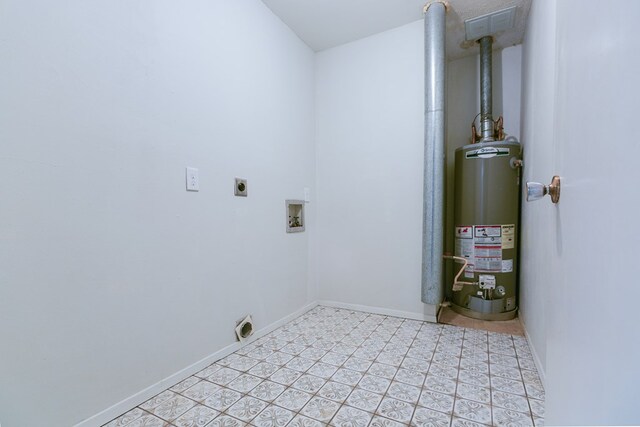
(543, 0), (640, 424)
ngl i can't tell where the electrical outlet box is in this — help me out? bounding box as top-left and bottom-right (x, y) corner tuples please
(235, 178), (247, 197)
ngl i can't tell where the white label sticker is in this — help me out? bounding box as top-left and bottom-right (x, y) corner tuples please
(473, 225), (502, 273)
(456, 226), (473, 239)
(455, 237), (475, 278)
(502, 259), (513, 273)
(475, 225), (501, 238)
(464, 268), (475, 279)
(455, 238), (474, 259)
(501, 224), (515, 249)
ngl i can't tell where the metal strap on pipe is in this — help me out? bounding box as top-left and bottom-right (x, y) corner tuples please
(421, 1), (446, 305)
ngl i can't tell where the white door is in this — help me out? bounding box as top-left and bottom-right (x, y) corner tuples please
(543, 0), (640, 424)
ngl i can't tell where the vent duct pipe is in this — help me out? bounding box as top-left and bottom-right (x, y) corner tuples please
(479, 36), (495, 141)
(421, 1), (446, 305)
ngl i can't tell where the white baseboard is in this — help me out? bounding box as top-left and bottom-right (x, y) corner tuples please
(75, 302), (318, 427)
(520, 317), (547, 388)
(317, 300), (438, 323)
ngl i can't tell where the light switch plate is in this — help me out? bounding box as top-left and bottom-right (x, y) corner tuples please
(186, 167), (199, 191)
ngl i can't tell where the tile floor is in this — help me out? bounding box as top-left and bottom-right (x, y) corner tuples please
(104, 306), (545, 427)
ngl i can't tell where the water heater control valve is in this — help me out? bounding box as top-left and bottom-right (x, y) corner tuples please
(479, 275), (496, 290)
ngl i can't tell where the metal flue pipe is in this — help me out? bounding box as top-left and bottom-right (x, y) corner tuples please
(479, 36), (495, 141)
(421, 1), (446, 305)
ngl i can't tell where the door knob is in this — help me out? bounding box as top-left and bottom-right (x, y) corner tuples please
(526, 176), (561, 203)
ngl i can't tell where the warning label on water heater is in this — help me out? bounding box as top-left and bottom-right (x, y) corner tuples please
(455, 226), (473, 239)
(474, 225), (502, 272)
(455, 224), (515, 275)
(454, 226), (475, 278)
(502, 224), (515, 249)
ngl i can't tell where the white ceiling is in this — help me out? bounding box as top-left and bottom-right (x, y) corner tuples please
(261, 0), (532, 58)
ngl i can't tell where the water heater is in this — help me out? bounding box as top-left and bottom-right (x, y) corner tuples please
(448, 35), (522, 320)
(451, 141), (521, 320)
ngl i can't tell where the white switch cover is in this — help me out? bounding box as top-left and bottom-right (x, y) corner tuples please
(186, 167), (199, 191)
(304, 187), (310, 203)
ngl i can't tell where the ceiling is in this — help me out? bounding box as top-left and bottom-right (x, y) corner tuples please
(261, 0), (532, 58)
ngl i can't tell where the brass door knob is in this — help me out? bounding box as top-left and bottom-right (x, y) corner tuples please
(526, 176), (561, 203)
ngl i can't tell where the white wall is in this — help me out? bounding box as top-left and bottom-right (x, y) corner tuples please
(315, 21), (432, 319)
(521, 0), (640, 424)
(0, 1), (315, 426)
(501, 47), (522, 142)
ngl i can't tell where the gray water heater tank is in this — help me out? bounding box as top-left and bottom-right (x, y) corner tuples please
(451, 140), (522, 320)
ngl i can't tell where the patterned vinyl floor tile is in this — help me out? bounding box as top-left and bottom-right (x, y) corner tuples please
(102, 306), (545, 427)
